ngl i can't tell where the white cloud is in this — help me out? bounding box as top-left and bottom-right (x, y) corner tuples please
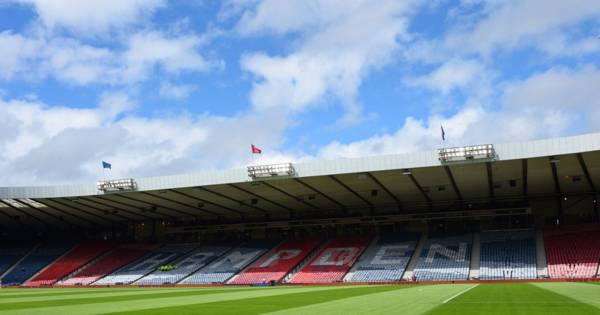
(0, 94), (292, 185)
(0, 92), (132, 162)
(0, 31), (41, 80)
(318, 65), (600, 158)
(318, 106), (484, 159)
(122, 31), (212, 81)
(238, 0), (417, 124)
(0, 30), (215, 85)
(159, 82), (197, 100)
(501, 65), (600, 131)
(235, 0), (368, 36)
(406, 59), (486, 94)
(403, 0), (600, 67)
(19, 0), (165, 35)
(445, 0), (600, 56)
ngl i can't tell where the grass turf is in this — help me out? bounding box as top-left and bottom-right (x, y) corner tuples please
(0, 282), (598, 314)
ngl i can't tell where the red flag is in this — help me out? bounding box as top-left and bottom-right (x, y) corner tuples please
(251, 144), (262, 154)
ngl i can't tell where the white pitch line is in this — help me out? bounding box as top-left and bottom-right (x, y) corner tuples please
(442, 284), (479, 304)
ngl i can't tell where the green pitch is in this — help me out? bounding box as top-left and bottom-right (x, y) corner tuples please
(0, 282), (599, 314)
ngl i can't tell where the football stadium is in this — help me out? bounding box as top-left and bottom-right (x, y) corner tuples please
(0, 133), (599, 314)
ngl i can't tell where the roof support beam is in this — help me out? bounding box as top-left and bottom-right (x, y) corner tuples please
(444, 166), (463, 207)
(32, 199), (101, 228)
(228, 184), (294, 218)
(405, 171), (432, 207)
(0, 200), (62, 231)
(595, 197), (600, 223)
(486, 162), (495, 202)
(329, 175), (374, 215)
(577, 153), (596, 193)
(293, 178), (346, 212)
(44, 198), (124, 225)
(549, 157), (564, 224)
(576, 153), (598, 222)
(67, 199), (138, 221)
(522, 159), (528, 200)
(0, 207), (25, 231)
(113, 194), (199, 219)
(197, 187), (266, 219)
(85, 196), (169, 220)
(577, 153), (600, 222)
(367, 172), (402, 212)
(23, 204), (80, 230)
(261, 181), (322, 211)
(168, 189), (244, 218)
(141, 191), (220, 219)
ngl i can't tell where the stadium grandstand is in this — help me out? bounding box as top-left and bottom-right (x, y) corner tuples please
(1, 133), (600, 287)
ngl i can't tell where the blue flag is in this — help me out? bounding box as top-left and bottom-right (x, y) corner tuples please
(441, 125), (446, 141)
(102, 161), (112, 169)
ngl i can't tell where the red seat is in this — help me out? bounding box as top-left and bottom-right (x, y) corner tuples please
(23, 241), (115, 287)
(289, 235), (373, 284)
(59, 243), (160, 286)
(545, 225), (600, 279)
(229, 238), (322, 284)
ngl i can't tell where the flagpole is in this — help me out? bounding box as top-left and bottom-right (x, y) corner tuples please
(440, 124), (446, 147)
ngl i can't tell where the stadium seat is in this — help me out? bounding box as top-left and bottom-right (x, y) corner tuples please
(59, 243), (160, 286)
(544, 225), (600, 279)
(347, 233), (420, 282)
(289, 235), (373, 284)
(180, 240), (277, 284)
(1, 242), (74, 286)
(0, 244), (34, 277)
(135, 244), (233, 285)
(94, 244), (195, 285)
(23, 240), (116, 287)
(413, 234), (472, 281)
(228, 238), (322, 284)
(479, 230), (537, 280)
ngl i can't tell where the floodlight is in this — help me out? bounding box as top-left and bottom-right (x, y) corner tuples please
(247, 163), (295, 178)
(97, 178), (137, 192)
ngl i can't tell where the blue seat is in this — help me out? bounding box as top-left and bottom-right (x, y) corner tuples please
(348, 233), (419, 282)
(94, 244), (195, 285)
(1, 242), (73, 286)
(135, 244), (232, 285)
(479, 230), (537, 280)
(414, 234), (472, 281)
(181, 240), (277, 284)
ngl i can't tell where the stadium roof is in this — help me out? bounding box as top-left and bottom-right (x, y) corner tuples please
(0, 133), (599, 231)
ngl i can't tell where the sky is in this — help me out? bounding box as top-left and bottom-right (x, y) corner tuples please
(0, 0), (599, 186)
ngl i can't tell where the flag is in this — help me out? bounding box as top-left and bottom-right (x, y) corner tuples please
(102, 161), (112, 169)
(441, 125), (446, 141)
(251, 144), (262, 154)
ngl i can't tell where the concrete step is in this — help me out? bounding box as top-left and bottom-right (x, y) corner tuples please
(535, 229), (548, 278)
(402, 232), (427, 281)
(469, 232), (480, 279)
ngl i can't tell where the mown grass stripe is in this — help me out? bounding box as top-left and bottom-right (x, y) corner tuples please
(442, 284), (478, 303)
(0, 287), (218, 304)
(0, 286), (344, 315)
(104, 285), (409, 315)
(0, 288), (151, 299)
(0, 287), (253, 310)
(532, 282), (600, 308)
(264, 284), (472, 315)
(425, 283), (600, 315)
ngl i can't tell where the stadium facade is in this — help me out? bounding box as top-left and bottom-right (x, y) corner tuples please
(0, 133), (599, 286)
